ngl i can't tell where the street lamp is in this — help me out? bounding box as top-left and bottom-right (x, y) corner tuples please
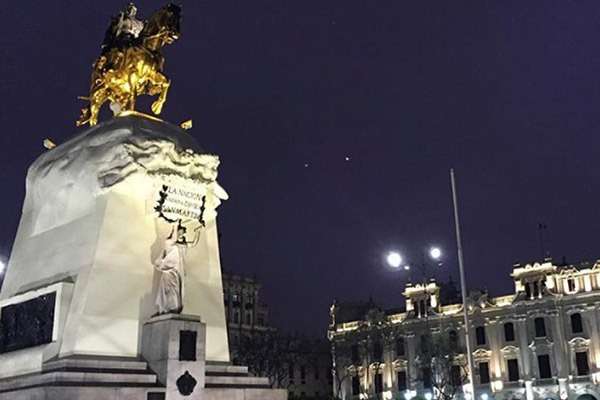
(386, 251), (403, 268)
(385, 246), (443, 280)
(429, 246), (442, 260)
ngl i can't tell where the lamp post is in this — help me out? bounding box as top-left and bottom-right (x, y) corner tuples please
(450, 168), (475, 400)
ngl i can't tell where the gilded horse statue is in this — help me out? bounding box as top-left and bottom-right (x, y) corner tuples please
(77, 3), (181, 126)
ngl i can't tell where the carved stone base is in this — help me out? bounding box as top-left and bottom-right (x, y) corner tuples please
(141, 313), (206, 399)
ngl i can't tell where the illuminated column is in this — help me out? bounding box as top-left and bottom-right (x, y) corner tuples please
(385, 338), (393, 391)
(486, 318), (501, 383)
(516, 316), (532, 378)
(550, 309), (569, 378)
(585, 306), (600, 371)
(406, 333), (417, 390)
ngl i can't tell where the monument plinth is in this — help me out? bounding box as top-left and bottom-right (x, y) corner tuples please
(0, 115), (285, 400)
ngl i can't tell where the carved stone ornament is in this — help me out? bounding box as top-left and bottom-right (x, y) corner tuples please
(176, 371), (197, 396)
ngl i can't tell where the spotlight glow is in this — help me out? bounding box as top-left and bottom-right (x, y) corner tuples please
(386, 251), (403, 268)
(403, 265), (411, 271)
(0, 260), (5, 275)
(429, 247), (442, 260)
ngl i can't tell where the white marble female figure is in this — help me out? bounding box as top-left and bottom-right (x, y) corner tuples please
(153, 222), (201, 315)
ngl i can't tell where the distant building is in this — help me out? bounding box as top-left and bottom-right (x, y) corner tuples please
(222, 271), (332, 399)
(284, 338), (333, 400)
(328, 260), (600, 400)
(222, 271), (275, 356)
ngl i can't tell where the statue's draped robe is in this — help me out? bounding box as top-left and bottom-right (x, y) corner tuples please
(154, 238), (186, 314)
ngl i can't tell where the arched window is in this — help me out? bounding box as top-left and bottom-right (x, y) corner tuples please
(571, 313), (583, 334)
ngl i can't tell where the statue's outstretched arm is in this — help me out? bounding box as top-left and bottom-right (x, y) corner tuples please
(188, 226), (202, 247)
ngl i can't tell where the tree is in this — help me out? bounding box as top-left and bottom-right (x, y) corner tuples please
(234, 331), (300, 388)
(415, 332), (467, 400)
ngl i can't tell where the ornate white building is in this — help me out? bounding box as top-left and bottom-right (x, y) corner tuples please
(328, 260), (600, 400)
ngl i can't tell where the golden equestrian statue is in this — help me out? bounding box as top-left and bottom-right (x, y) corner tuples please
(77, 3), (181, 126)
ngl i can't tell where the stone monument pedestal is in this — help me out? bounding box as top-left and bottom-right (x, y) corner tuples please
(142, 314), (206, 399)
(0, 116), (286, 400)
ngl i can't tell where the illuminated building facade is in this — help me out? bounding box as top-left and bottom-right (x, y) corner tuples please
(328, 260), (600, 400)
(222, 272), (275, 353)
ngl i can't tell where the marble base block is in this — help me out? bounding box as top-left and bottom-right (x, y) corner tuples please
(142, 313), (206, 400)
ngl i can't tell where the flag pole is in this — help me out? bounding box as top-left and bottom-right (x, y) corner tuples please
(450, 168), (476, 400)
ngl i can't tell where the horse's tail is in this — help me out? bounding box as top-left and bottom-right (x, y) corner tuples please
(78, 96), (90, 101)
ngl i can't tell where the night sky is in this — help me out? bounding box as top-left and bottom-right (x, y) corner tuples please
(2, 1), (600, 336)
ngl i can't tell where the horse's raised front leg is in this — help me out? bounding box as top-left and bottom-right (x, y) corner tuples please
(87, 88), (108, 126)
(150, 74), (170, 115)
(76, 106), (91, 127)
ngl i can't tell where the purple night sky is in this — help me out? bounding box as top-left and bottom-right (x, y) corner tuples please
(1, 1), (600, 335)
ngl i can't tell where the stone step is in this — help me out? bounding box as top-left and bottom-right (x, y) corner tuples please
(204, 374), (270, 389)
(0, 370), (159, 393)
(203, 387), (288, 400)
(205, 364), (249, 376)
(43, 356), (149, 373)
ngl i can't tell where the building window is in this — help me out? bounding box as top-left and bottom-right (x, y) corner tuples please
(233, 311), (240, 324)
(507, 359), (520, 382)
(576, 351), (590, 376)
(374, 373), (383, 393)
(533, 281), (540, 298)
(372, 341), (383, 362)
(534, 317), (546, 337)
(300, 366), (306, 384)
(449, 330), (458, 349)
(245, 313), (252, 325)
(478, 362), (490, 384)
(351, 344), (360, 364)
(420, 299), (426, 316)
(397, 370), (407, 391)
(450, 365), (461, 387)
(571, 313), (583, 334)
(525, 282), (532, 299)
(257, 313), (265, 326)
(352, 376), (360, 395)
(567, 278), (576, 292)
(396, 337), (405, 357)
(421, 334), (431, 348)
(423, 368), (432, 389)
(475, 326), (486, 345)
(538, 354), (552, 379)
(504, 322), (515, 342)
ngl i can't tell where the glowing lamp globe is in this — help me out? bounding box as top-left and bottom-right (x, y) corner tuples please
(386, 251), (403, 268)
(429, 247), (442, 260)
